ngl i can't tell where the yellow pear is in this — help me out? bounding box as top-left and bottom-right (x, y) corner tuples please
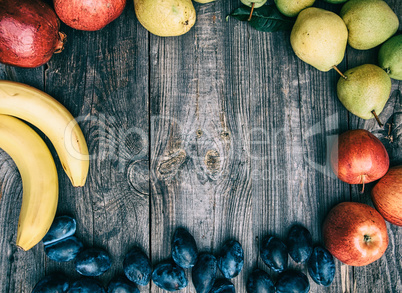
(194, 0), (214, 3)
(134, 0), (196, 37)
(275, 0), (316, 17)
(290, 8), (348, 72)
(340, 0), (399, 50)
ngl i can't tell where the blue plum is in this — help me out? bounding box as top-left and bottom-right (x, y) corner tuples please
(107, 276), (139, 293)
(191, 253), (217, 293)
(246, 269), (275, 293)
(171, 227), (198, 268)
(308, 246), (335, 286)
(217, 240), (244, 279)
(68, 278), (105, 293)
(75, 248), (112, 277)
(151, 261), (188, 291)
(31, 274), (69, 293)
(275, 270), (310, 293)
(286, 225), (313, 264)
(123, 247), (152, 286)
(44, 236), (84, 262)
(260, 235), (288, 273)
(209, 279), (235, 293)
(43, 216), (76, 246)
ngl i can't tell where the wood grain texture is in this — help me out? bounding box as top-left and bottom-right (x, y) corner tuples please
(0, 0), (400, 292)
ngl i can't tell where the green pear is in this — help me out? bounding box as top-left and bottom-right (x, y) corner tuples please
(378, 35), (402, 81)
(134, 0), (196, 37)
(274, 0), (315, 17)
(340, 0), (399, 50)
(290, 8), (348, 72)
(337, 64), (391, 122)
(323, 0), (349, 3)
(241, 0), (267, 9)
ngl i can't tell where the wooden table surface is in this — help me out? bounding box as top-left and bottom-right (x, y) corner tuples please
(0, 0), (401, 292)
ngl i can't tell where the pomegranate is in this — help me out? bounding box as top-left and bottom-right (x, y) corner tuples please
(53, 0), (126, 31)
(0, 0), (66, 68)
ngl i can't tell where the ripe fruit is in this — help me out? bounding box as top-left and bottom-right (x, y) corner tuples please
(260, 236), (288, 272)
(75, 248), (112, 276)
(286, 224), (313, 263)
(0, 80), (89, 187)
(246, 269), (275, 293)
(330, 129), (389, 190)
(210, 279), (235, 293)
(152, 261), (188, 291)
(275, 0), (315, 17)
(43, 216), (77, 246)
(108, 276), (139, 293)
(323, 202), (389, 266)
(308, 246), (335, 286)
(340, 0), (399, 50)
(32, 274), (69, 293)
(68, 278), (106, 293)
(0, 0), (66, 68)
(217, 240), (244, 279)
(275, 270), (310, 293)
(378, 35), (402, 81)
(290, 7), (348, 71)
(172, 227), (198, 268)
(134, 0), (196, 37)
(0, 114), (58, 251)
(192, 253), (217, 293)
(371, 165), (402, 226)
(53, 0), (126, 31)
(336, 64), (391, 122)
(44, 236), (83, 262)
(123, 247), (152, 286)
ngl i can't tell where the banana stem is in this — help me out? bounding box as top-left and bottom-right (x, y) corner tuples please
(248, 3), (255, 21)
(371, 110), (383, 127)
(333, 65), (347, 80)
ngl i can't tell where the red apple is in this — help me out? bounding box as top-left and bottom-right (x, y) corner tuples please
(330, 129), (389, 189)
(371, 165), (402, 226)
(54, 0), (126, 31)
(323, 202), (389, 266)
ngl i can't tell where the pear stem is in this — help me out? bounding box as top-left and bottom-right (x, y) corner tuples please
(360, 175), (365, 194)
(333, 65), (347, 80)
(371, 110), (383, 127)
(248, 3), (255, 21)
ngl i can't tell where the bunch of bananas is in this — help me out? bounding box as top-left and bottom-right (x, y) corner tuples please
(0, 80), (89, 251)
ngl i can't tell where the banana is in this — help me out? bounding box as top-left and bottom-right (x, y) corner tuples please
(0, 114), (58, 251)
(0, 80), (89, 187)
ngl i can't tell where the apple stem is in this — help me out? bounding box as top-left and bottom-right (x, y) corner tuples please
(333, 65), (347, 80)
(364, 234), (371, 243)
(360, 175), (365, 194)
(248, 3), (255, 21)
(371, 110), (384, 127)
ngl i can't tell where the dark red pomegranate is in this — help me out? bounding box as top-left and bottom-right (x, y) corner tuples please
(0, 0), (66, 68)
(53, 0), (126, 31)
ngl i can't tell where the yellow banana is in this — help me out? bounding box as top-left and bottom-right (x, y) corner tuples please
(0, 80), (89, 186)
(0, 114), (58, 251)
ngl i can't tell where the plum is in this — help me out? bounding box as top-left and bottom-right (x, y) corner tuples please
(43, 216), (76, 246)
(287, 225), (313, 263)
(209, 279), (235, 293)
(68, 278), (105, 293)
(107, 276), (139, 293)
(171, 227), (198, 268)
(308, 246), (335, 286)
(44, 236), (83, 262)
(75, 248), (112, 277)
(191, 253), (217, 293)
(123, 247), (152, 286)
(32, 274), (69, 293)
(246, 269), (275, 293)
(275, 270), (310, 293)
(217, 240), (244, 279)
(260, 236), (288, 272)
(152, 261), (188, 291)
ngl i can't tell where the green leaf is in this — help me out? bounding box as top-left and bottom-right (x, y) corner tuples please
(228, 5), (295, 32)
